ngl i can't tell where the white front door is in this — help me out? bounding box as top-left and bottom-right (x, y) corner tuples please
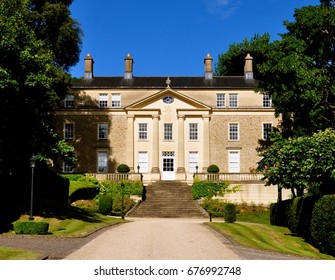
(228, 151), (240, 173)
(162, 151), (175, 180)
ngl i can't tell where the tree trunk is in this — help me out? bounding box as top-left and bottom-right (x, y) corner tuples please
(277, 186), (282, 202)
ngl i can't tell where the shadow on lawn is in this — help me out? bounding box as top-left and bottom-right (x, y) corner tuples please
(34, 202), (102, 223)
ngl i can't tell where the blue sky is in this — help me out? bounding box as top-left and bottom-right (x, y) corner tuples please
(69, 0), (320, 78)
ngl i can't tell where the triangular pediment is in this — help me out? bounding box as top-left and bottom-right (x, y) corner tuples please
(126, 88), (211, 110)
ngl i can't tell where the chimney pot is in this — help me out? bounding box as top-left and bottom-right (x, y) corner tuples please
(204, 53), (213, 80)
(84, 53), (94, 79)
(124, 53), (134, 79)
(244, 53), (253, 79)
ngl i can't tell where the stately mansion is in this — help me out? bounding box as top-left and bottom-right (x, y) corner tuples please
(54, 53), (284, 202)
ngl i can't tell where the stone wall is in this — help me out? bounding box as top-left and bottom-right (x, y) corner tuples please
(224, 183), (291, 205)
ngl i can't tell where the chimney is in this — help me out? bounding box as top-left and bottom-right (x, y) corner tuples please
(244, 53), (253, 79)
(84, 53), (94, 79)
(204, 53), (213, 80)
(124, 53), (134, 79)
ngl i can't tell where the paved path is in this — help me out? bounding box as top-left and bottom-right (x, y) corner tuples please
(64, 218), (310, 260)
(65, 218), (240, 260)
(0, 217), (313, 260)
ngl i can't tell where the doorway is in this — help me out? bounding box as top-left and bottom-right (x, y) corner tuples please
(162, 151), (175, 180)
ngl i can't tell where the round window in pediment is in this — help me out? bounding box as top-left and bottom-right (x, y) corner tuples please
(163, 96), (174, 104)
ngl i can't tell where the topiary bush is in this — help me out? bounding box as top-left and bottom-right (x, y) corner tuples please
(223, 203), (237, 223)
(98, 193), (113, 215)
(296, 196), (318, 240)
(207, 164), (220, 173)
(270, 199), (292, 227)
(13, 221), (49, 235)
(310, 194), (335, 256)
(117, 164), (130, 173)
(287, 196), (304, 236)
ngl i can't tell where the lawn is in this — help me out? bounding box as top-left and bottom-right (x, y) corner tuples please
(207, 212), (334, 260)
(0, 206), (126, 259)
(0, 247), (41, 260)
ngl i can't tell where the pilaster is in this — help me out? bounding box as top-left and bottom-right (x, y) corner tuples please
(202, 114), (210, 172)
(151, 114), (160, 174)
(176, 115), (186, 180)
(126, 114), (135, 172)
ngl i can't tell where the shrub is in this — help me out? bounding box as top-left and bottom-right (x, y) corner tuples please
(69, 186), (100, 203)
(287, 197), (303, 235)
(192, 180), (229, 199)
(97, 180), (143, 216)
(201, 198), (227, 217)
(99, 180), (143, 197)
(117, 164), (130, 173)
(310, 195), (335, 256)
(207, 164), (220, 173)
(63, 174), (99, 195)
(110, 195), (135, 215)
(98, 193), (113, 215)
(223, 203), (237, 223)
(13, 221), (49, 235)
(270, 199), (292, 227)
(296, 196), (318, 240)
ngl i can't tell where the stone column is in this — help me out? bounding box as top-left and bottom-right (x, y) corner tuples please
(126, 115), (135, 172)
(203, 115), (210, 172)
(151, 114), (160, 174)
(176, 115), (186, 180)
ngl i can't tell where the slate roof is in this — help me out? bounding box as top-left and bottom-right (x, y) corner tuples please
(71, 76), (258, 89)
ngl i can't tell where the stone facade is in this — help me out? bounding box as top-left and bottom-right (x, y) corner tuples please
(55, 53), (280, 191)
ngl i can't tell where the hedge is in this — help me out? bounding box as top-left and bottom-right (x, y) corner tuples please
(69, 186), (100, 203)
(287, 197), (304, 236)
(296, 196), (317, 240)
(270, 195), (335, 257)
(310, 195), (335, 255)
(270, 199), (292, 227)
(13, 221), (49, 235)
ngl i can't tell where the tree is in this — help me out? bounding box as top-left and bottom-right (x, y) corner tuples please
(214, 1), (335, 198)
(215, 33), (272, 78)
(258, 129), (335, 197)
(255, 2), (335, 198)
(28, 0), (82, 70)
(257, 2), (335, 137)
(0, 0), (81, 176)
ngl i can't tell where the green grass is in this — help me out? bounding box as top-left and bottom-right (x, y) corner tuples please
(0, 206), (126, 259)
(0, 247), (41, 260)
(44, 214), (125, 237)
(208, 213), (334, 260)
(237, 211), (270, 224)
(8, 209), (126, 237)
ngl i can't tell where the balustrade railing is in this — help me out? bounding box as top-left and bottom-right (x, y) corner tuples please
(87, 173), (143, 182)
(86, 172), (262, 183)
(194, 173), (263, 182)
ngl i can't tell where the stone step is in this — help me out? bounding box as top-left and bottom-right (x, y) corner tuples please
(128, 180), (208, 218)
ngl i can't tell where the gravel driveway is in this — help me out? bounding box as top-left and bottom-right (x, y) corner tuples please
(64, 218), (311, 260)
(0, 217), (313, 260)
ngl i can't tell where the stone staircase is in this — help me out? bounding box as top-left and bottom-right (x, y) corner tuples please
(128, 181), (208, 218)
